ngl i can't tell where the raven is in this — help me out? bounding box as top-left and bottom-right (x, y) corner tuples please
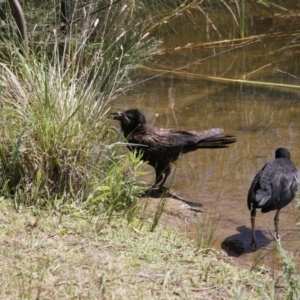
(247, 147), (300, 250)
(111, 108), (236, 190)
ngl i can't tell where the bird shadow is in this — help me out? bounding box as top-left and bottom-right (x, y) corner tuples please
(221, 225), (272, 257)
(142, 187), (203, 212)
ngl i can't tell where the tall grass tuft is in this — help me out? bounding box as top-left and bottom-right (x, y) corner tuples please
(0, 1), (160, 216)
(277, 239), (300, 299)
(196, 212), (219, 250)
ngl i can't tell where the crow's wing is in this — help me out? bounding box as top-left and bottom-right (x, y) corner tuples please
(247, 164), (267, 210)
(128, 127), (227, 156)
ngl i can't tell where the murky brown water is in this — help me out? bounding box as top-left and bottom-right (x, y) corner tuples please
(114, 4), (300, 273)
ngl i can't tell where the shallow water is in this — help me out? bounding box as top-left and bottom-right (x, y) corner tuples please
(113, 4), (300, 272)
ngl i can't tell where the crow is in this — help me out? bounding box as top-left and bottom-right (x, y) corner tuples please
(111, 108), (236, 190)
(247, 147), (300, 251)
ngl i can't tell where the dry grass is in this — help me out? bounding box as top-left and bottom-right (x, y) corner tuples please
(0, 199), (286, 299)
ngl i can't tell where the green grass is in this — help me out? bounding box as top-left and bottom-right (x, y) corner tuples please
(276, 238), (300, 300)
(0, 200), (286, 299)
(0, 0), (159, 214)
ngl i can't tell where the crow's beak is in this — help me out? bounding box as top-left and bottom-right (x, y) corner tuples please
(109, 111), (123, 120)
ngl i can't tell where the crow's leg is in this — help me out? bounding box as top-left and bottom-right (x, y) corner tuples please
(158, 165), (171, 190)
(154, 168), (163, 188)
(251, 207), (257, 251)
(274, 209), (281, 239)
(154, 164), (171, 190)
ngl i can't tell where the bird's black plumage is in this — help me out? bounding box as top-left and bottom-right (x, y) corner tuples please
(111, 109), (236, 189)
(247, 147), (300, 250)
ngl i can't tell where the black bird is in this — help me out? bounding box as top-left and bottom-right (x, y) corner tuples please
(111, 109), (236, 190)
(247, 147), (300, 251)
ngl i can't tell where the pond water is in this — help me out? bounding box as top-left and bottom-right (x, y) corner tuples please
(114, 4), (300, 273)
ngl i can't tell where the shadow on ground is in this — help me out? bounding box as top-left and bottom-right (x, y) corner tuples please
(144, 188), (203, 211)
(221, 225), (272, 257)
(139, 188), (203, 232)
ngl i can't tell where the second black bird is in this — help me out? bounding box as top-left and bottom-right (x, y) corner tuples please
(111, 109), (236, 190)
(247, 147), (300, 251)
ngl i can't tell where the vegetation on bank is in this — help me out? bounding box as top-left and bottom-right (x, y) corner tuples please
(0, 0), (300, 299)
(0, 0), (160, 214)
(0, 200), (289, 299)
